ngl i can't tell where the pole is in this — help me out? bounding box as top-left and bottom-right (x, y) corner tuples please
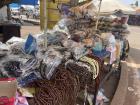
(40, 0), (48, 49)
(95, 0), (102, 30)
(44, 0), (48, 48)
(44, 0), (47, 31)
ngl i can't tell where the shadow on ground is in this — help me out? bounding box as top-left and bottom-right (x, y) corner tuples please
(128, 47), (140, 64)
(124, 47), (140, 105)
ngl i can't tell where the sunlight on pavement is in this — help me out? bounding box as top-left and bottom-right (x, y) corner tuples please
(127, 62), (140, 69)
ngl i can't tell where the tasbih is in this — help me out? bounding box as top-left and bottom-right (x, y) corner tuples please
(66, 61), (96, 94)
(33, 65), (80, 105)
(80, 56), (99, 79)
(87, 54), (105, 81)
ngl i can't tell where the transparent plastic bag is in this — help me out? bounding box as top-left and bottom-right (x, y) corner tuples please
(96, 89), (109, 105)
(9, 42), (24, 55)
(71, 43), (88, 60)
(20, 58), (39, 77)
(37, 33), (48, 51)
(62, 40), (87, 60)
(53, 19), (71, 38)
(6, 37), (25, 45)
(0, 42), (9, 51)
(0, 42), (9, 57)
(44, 57), (62, 80)
(42, 49), (63, 80)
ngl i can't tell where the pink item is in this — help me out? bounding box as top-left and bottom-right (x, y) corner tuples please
(15, 92), (29, 105)
(106, 46), (116, 64)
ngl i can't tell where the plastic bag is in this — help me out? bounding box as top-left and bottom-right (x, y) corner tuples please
(41, 49), (63, 80)
(20, 58), (39, 77)
(23, 34), (37, 56)
(18, 72), (39, 87)
(47, 32), (67, 46)
(62, 40), (87, 60)
(96, 89), (109, 105)
(71, 43), (88, 60)
(36, 33), (48, 51)
(6, 37), (25, 45)
(62, 39), (76, 48)
(44, 57), (62, 80)
(0, 42), (9, 51)
(9, 42), (24, 55)
(0, 42), (9, 57)
(53, 19), (71, 38)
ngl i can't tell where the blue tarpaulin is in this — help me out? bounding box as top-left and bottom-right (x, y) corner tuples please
(9, 3), (20, 9)
(19, 0), (38, 5)
(10, 0), (38, 8)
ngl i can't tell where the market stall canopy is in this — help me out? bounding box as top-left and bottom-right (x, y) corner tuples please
(0, 0), (19, 8)
(19, 0), (38, 5)
(93, 0), (135, 14)
(69, 1), (97, 16)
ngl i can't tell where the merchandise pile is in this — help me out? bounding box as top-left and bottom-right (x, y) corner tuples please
(128, 15), (140, 26)
(0, 2), (130, 105)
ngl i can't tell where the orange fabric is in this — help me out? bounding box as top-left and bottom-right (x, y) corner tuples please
(83, 38), (94, 46)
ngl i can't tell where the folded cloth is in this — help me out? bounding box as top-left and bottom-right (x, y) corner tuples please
(61, 4), (70, 15)
(18, 72), (38, 87)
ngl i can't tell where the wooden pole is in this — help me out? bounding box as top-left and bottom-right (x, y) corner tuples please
(40, 0), (44, 30)
(44, 0), (47, 32)
(95, 0), (102, 30)
(40, 0), (48, 48)
(44, 0), (48, 48)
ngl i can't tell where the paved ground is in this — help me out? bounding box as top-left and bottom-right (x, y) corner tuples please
(124, 26), (140, 105)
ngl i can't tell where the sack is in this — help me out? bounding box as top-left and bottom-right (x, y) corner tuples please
(0, 78), (17, 105)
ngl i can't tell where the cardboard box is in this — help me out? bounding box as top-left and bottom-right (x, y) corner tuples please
(0, 78), (17, 105)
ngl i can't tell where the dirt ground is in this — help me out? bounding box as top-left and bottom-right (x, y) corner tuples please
(21, 26), (41, 38)
(124, 26), (140, 105)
